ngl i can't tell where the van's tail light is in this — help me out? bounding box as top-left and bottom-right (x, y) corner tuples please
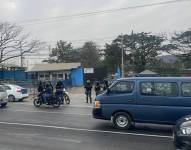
(16, 88), (21, 92)
(94, 101), (101, 109)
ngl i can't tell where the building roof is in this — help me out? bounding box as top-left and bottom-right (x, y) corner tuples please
(139, 70), (158, 75)
(28, 63), (81, 72)
(118, 77), (191, 81)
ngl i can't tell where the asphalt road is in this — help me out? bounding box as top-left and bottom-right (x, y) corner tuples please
(0, 96), (175, 150)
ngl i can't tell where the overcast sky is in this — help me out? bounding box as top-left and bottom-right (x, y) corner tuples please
(0, 0), (191, 66)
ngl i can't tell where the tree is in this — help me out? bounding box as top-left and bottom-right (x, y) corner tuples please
(103, 32), (165, 73)
(165, 29), (191, 68)
(80, 41), (101, 67)
(44, 40), (81, 63)
(0, 22), (42, 64)
(103, 42), (121, 73)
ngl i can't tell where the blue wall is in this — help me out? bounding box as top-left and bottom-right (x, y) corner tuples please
(0, 70), (27, 80)
(71, 67), (84, 87)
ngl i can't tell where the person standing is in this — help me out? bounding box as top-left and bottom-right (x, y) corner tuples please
(84, 80), (92, 103)
(94, 81), (101, 96)
(103, 80), (109, 91)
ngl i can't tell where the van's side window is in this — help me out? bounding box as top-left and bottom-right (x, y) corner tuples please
(140, 82), (153, 95)
(110, 81), (134, 94)
(182, 82), (191, 97)
(141, 82), (178, 96)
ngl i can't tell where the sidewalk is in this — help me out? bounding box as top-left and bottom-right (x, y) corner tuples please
(67, 87), (96, 106)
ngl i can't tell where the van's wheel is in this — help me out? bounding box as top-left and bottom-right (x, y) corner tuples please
(112, 112), (132, 130)
(8, 95), (15, 102)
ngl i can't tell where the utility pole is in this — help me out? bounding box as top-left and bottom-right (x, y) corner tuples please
(19, 41), (24, 67)
(121, 34), (124, 78)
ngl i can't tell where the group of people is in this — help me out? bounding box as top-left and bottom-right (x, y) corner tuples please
(37, 81), (65, 103)
(84, 80), (109, 103)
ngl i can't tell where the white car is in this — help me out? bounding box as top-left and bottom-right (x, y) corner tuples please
(4, 84), (29, 102)
(0, 85), (8, 107)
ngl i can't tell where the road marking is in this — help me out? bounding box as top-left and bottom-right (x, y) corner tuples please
(0, 109), (91, 116)
(11, 103), (93, 108)
(0, 121), (173, 139)
(41, 137), (82, 143)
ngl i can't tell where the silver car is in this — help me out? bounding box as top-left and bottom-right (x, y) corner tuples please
(0, 85), (8, 107)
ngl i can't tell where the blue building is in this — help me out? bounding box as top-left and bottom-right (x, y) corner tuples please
(28, 63), (84, 87)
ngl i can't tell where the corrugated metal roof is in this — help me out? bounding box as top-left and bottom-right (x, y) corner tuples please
(28, 63), (81, 72)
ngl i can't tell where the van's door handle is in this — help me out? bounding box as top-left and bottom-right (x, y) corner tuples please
(127, 99), (134, 102)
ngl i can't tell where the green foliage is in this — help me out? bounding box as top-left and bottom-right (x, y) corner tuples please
(44, 40), (80, 63)
(171, 29), (191, 68)
(103, 32), (164, 73)
(80, 41), (101, 68)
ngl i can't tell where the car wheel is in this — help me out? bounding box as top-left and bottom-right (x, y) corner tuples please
(113, 112), (132, 130)
(0, 103), (7, 108)
(1, 103), (7, 108)
(8, 95), (15, 102)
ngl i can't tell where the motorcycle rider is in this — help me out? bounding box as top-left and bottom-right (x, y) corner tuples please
(44, 83), (53, 104)
(84, 80), (92, 103)
(55, 81), (64, 104)
(38, 81), (44, 100)
(38, 81), (44, 93)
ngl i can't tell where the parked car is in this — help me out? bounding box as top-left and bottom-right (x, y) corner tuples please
(0, 85), (8, 107)
(4, 84), (29, 102)
(93, 77), (191, 129)
(174, 115), (191, 150)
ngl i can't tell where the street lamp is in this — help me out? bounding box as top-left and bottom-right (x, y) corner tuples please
(121, 35), (124, 78)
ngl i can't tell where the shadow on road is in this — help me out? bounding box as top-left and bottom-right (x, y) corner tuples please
(93, 122), (172, 136)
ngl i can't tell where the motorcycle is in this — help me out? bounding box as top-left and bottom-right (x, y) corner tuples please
(33, 93), (61, 108)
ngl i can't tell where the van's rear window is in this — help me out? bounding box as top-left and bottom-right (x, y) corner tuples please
(140, 82), (178, 97)
(182, 82), (191, 97)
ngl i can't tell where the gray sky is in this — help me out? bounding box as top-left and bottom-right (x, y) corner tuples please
(0, 0), (191, 66)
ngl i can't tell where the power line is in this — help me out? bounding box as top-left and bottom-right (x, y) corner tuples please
(16, 0), (191, 26)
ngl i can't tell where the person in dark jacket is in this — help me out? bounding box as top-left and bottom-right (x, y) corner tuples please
(84, 80), (92, 103)
(55, 81), (64, 103)
(43, 83), (53, 103)
(103, 80), (109, 91)
(94, 81), (101, 96)
(56, 81), (64, 91)
(38, 81), (44, 101)
(38, 81), (44, 93)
